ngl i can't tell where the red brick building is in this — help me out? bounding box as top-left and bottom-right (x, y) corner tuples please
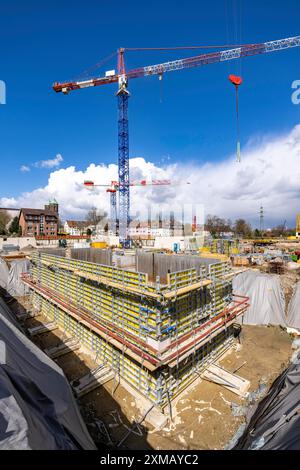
(19, 200), (59, 237)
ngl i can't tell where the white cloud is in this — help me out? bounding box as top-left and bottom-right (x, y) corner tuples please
(20, 154), (63, 173)
(34, 153), (63, 169)
(3, 125), (300, 226)
(20, 165), (30, 172)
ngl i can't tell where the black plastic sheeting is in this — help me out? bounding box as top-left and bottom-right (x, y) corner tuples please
(235, 352), (300, 450)
(0, 298), (96, 450)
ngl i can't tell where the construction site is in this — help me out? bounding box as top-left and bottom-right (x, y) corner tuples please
(1, 230), (300, 450)
(1, 0), (300, 455)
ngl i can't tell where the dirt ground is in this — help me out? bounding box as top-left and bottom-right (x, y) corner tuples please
(6, 295), (293, 451)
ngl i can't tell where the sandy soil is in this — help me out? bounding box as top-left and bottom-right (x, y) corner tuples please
(7, 296), (293, 451)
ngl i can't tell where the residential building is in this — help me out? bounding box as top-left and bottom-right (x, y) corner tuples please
(19, 200), (59, 237)
(64, 220), (94, 236)
(128, 219), (185, 238)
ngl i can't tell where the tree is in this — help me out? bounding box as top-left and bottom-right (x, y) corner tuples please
(233, 219), (252, 238)
(205, 215), (232, 238)
(270, 224), (287, 237)
(58, 218), (64, 233)
(0, 210), (10, 235)
(9, 216), (20, 235)
(86, 207), (107, 226)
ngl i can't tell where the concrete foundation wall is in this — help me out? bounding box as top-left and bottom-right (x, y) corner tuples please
(0, 237), (36, 250)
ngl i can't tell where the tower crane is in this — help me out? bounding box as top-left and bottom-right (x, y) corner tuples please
(53, 35), (300, 247)
(84, 178), (190, 237)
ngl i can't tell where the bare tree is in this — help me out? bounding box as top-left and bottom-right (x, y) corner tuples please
(205, 215), (232, 238)
(86, 207), (105, 225)
(233, 219), (252, 238)
(270, 224), (287, 237)
(0, 210), (10, 235)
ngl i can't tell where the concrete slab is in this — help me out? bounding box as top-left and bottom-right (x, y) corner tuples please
(28, 321), (58, 337)
(44, 338), (80, 358)
(201, 363), (250, 397)
(71, 365), (114, 397)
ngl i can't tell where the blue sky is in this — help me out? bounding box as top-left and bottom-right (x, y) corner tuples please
(0, 0), (300, 225)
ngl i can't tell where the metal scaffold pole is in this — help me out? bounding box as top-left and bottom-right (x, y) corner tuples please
(108, 189), (117, 236)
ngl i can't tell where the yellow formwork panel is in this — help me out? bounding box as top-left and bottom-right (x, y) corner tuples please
(31, 252), (232, 350)
(32, 291), (235, 408)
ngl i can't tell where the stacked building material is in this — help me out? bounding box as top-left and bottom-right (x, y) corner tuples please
(21, 251), (248, 409)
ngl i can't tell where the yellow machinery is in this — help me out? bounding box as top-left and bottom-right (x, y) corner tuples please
(91, 241), (107, 249)
(296, 213), (300, 238)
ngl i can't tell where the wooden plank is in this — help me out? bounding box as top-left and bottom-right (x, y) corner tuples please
(221, 268), (249, 279)
(74, 269), (161, 299)
(163, 279), (212, 299)
(201, 364), (250, 397)
(2, 254), (26, 261)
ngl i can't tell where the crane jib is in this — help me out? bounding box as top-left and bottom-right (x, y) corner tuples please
(138, 36), (300, 76)
(53, 35), (300, 92)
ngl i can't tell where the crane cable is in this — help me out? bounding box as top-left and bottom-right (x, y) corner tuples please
(228, 0), (243, 162)
(235, 83), (241, 163)
(229, 75), (242, 163)
(74, 51), (118, 82)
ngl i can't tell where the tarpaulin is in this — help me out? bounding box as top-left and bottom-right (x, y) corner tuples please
(0, 260), (9, 291)
(0, 259), (30, 296)
(7, 259), (30, 296)
(232, 271), (286, 326)
(0, 298), (96, 450)
(235, 352), (300, 450)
